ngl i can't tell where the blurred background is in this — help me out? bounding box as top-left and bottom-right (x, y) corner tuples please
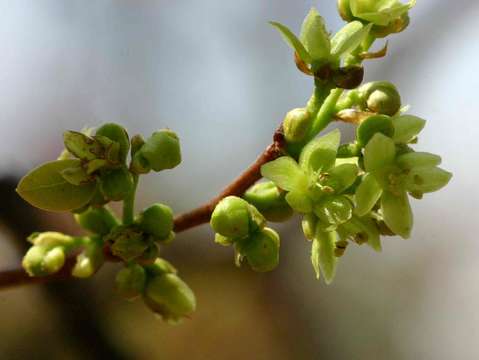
(0, 1), (477, 359)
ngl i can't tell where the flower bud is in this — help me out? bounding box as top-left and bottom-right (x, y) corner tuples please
(95, 123), (130, 163)
(137, 203), (174, 239)
(74, 206), (119, 235)
(301, 214), (318, 241)
(143, 273), (196, 322)
(22, 245), (66, 276)
(282, 108), (312, 143)
(139, 130), (181, 172)
(243, 182), (293, 222)
(210, 196), (251, 238)
(72, 240), (104, 278)
(359, 81), (401, 116)
(146, 258), (177, 276)
(115, 264), (146, 300)
(237, 227), (280, 272)
(28, 231), (75, 248)
(99, 167), (134, 201)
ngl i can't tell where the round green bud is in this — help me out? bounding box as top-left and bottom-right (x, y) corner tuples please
(282, 108), (312, 143)
(95, 123), (130, 163)
(237, 227), (280, 272)
(243, 182), (293, 222)
(99, 167), (134, 201)
(359, 81), (401, 116)
(143, 273), (196, 322)
(23, 246), (48, 276)
(140, 130), (181, 172)
(137, 203), (174, 239)
(74, 206), (119, 235)
(210, 196), (251, 238)
(337, 0), (353, 21)
(356, 114), (395, 147)
(115, 264), (146, 300)
(146, 258), (177, 276)
(43, 247), (66, 274)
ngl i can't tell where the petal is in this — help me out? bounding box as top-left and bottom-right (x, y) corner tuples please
(355, 173), (383, 216)
(311, 229), (337, 283)
(381, 190), (413, 239)
(364, 133), (396, 172)
(285, 190), (313, 213)
(328, 163), (359, 193)
(393, 115), (426, 144)
(261, 156), (308, 192)
(406, 166), (452, 194)
(299, 129), (340, 173)
(314, 196), (353, 226)
(396, 151), (441, 169)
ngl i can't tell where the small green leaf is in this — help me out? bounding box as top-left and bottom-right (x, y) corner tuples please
(300, 7), (331, 62)
(381, 190), (413, 238)
(63, 131), (103, 161)
(356, 115), (395, 148)
(311, 229), (337, 283)
(364, 133), (396, 172)
(396, 152), (441, 169)
(331, 21), (372, 58)
(285, 190), (313, 213)
(406, 166), (452, 194)
(355, 173), (383, 216)
(261, 156), (308, 192)
(393, 115), (426, 143)
(17, 159), (96, 212)
(299, 129), (340, 173)
(269, 21), (312, 64)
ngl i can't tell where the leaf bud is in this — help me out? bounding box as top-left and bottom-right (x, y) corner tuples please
(236, 227), (280, 272)
(95, 123), (130, 163)
(243, 182), (293, 222)
(136, 203), (174, 239)
(115, 264), (146, 300)
(143, 273), (196, 322)
(99, 167), (134, 201)
(74, 206), (119, 235)
(282, 108), (313, 143)
(139, 130), (181, 172)
(358, 81), (401, 116)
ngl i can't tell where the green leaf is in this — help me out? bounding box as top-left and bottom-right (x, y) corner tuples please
(381, 190), (413, 238)
(299, 129), (340, 173)
(311, 229), (337, 283)
(364, 133), (396, 172)
(356, 115), (395, 148)
(270, 21), (312, 64)
(393, 115), (426, 144)
(63, 131), (103, 161)
(396, 152), (441, 169)
(355, 173), (383, 216)
(406, 166), (452, 194)
(331, 21), (373, 58)
(300, 7), (331, 62)
(285, 190), (313, 213)
(17, 159), (96, 212)
(261, 157), (308, 192)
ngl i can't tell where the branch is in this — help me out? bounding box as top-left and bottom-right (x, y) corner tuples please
(0, 127), (286, 290)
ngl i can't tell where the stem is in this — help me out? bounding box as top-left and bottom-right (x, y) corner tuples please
(308, 88), (344, 139)
(122, 174), (139, 225)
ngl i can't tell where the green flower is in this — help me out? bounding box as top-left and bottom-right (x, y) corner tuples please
(355, 133), (451, 238)
(261, 130), (358, 228)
